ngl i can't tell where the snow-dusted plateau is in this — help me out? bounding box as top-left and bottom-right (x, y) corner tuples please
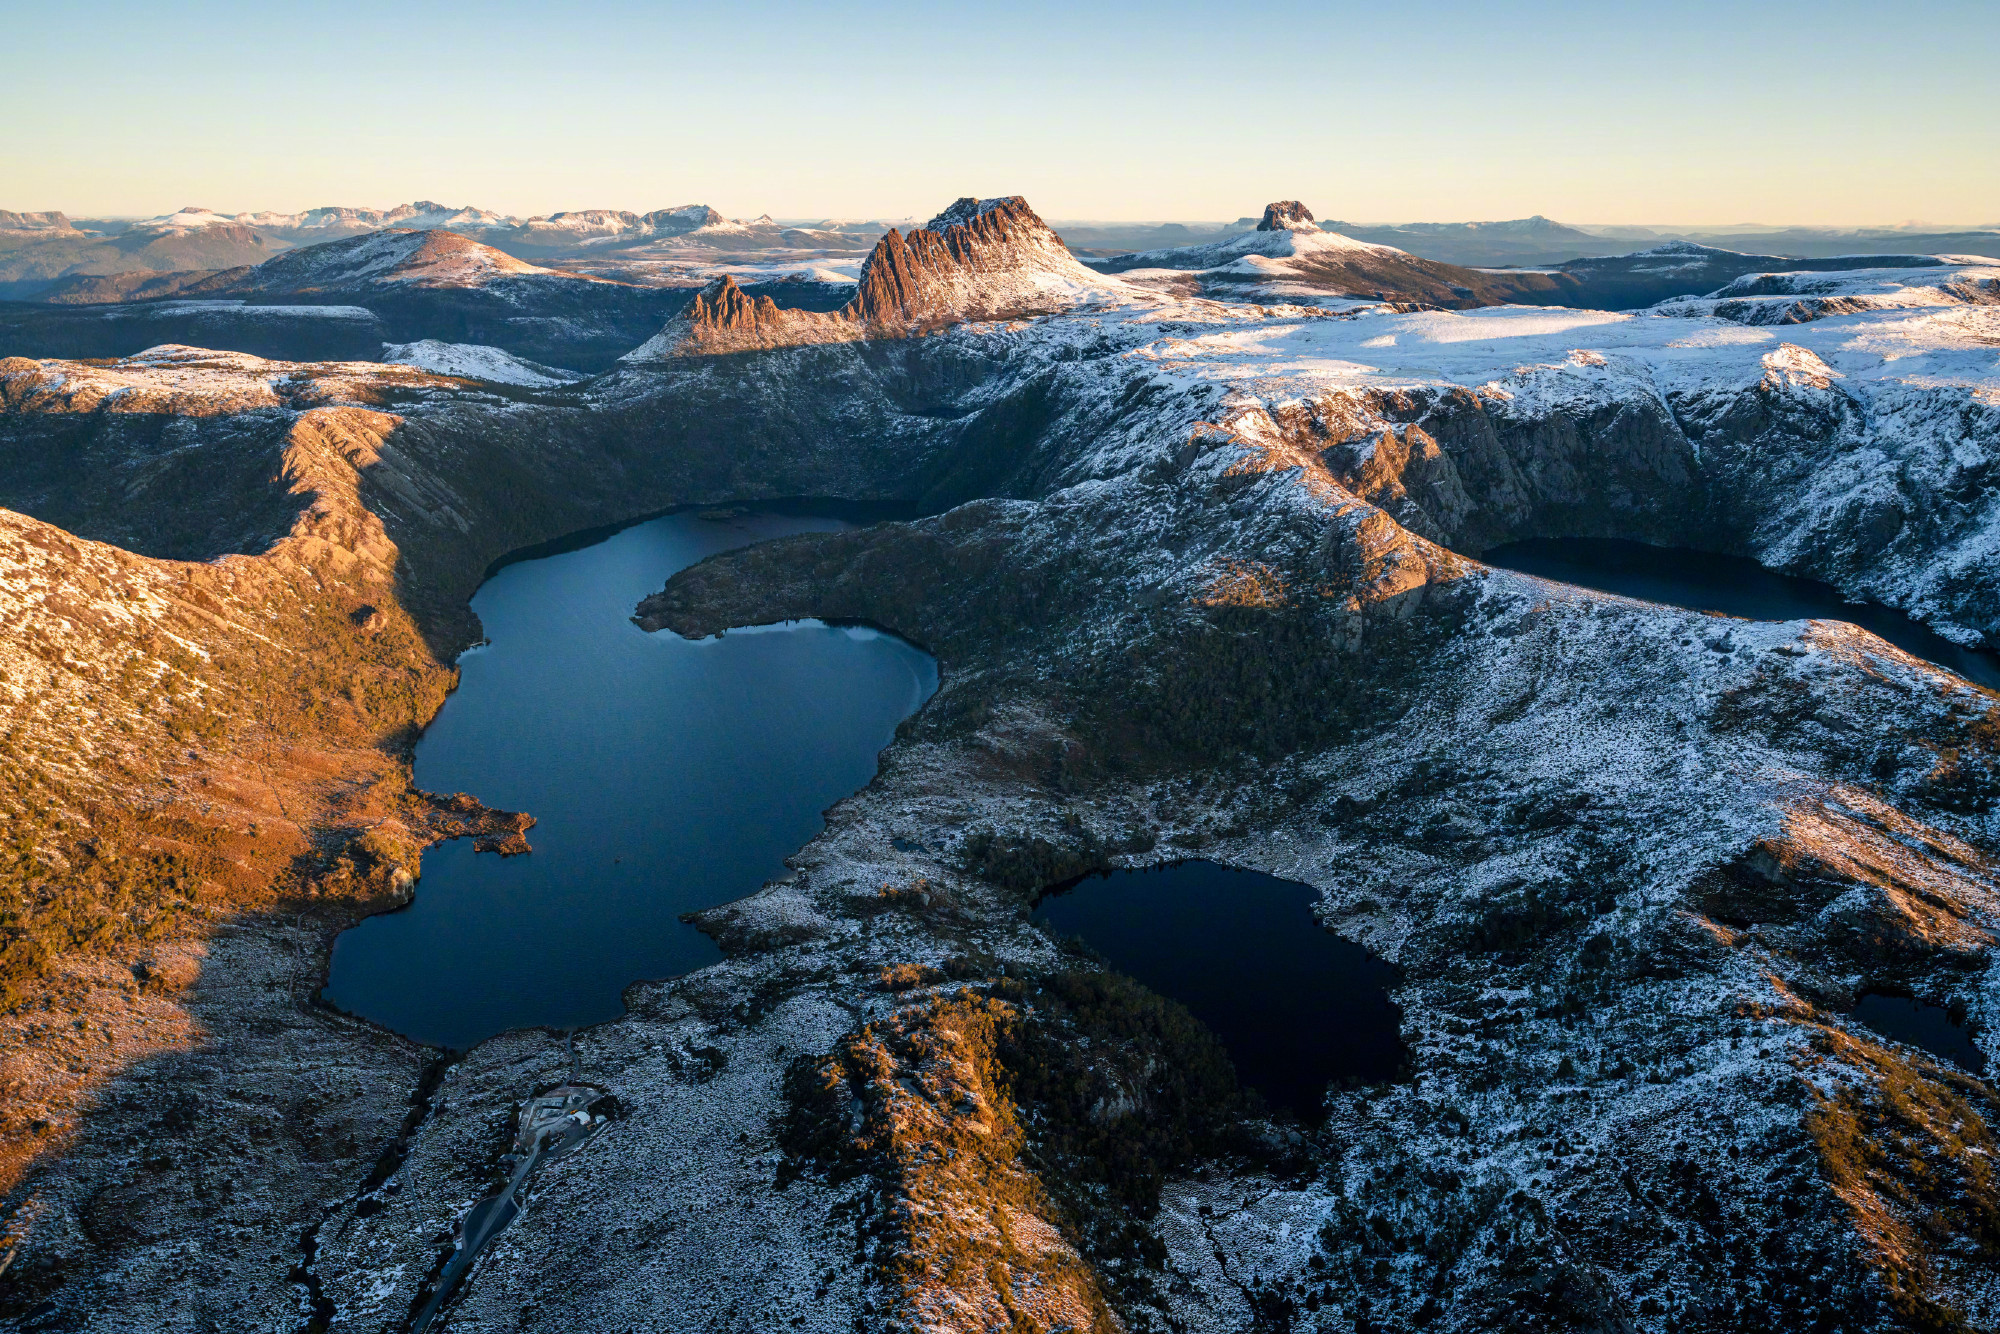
(0, 196), (1998, 1333)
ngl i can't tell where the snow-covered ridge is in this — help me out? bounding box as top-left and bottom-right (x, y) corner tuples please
(0, 344), (468, 415)
(509, 205), (724, 243)
(1101, 222), (1404, 273)
(242, 230), (563, 290)
(124, 201), (837, 248)
(1558, 240), (1951, 281)
(1656, 258), (2000, 325)
(379, 340), (582, 386)
(137, 202), (527, 234)
(1096, 281), (2000, 404)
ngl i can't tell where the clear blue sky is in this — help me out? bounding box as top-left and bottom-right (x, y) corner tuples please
(7, 0), (1995, 225)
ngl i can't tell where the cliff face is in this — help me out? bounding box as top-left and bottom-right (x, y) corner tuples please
(1296, 339), (2000, 648)
(848, 196), (1107, 330)
(1257, 199), (1318, 231)
(623, 195), (1119, 358)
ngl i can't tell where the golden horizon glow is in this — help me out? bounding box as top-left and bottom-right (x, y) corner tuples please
(6, 0), (1996, 230)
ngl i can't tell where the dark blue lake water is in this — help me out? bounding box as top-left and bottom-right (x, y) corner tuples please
(1484, 538), (2000, 690)
(1034, 861), (1405, 1120)
(1855, 992), (1986, 1073)
(323, 509), (937, 1049)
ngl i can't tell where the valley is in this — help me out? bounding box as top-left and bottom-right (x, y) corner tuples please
(0, 194), (1996, 1333)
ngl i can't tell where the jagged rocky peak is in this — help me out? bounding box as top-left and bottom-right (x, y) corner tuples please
(686, 274), (783, 328)
(925, 196), (1028, 230)
(628, 194), (1110, 359)
(619, 274), (808, 359)
(848, 194), (1097, 327)
(1258, 200), (1320, 232)
(915, 195), (1069, 251)
(896, 194), (1072, 262)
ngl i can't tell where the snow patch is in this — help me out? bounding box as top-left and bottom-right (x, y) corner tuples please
(379, 341), (582, 387)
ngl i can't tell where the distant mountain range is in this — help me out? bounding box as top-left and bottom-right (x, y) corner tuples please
(3, 197), (1996, 302)
(1077, 204), (1963, 311)
(0, 203), (900, 299)
(82, 202), (896, 255)
(1059, 214), (2000, 268)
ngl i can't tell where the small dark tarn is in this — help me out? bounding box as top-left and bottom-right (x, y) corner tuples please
(1033, 860), (1405, 1120)
(1482, 538), (2000, 691)
(1855, 992), (1986, 1073)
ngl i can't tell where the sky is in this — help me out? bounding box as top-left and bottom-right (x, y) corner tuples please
(6, 0), (1996, 226)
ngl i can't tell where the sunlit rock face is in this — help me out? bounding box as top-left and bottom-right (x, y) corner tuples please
(622, 195), (1120, 358)
(1257, 199), (1320, 232)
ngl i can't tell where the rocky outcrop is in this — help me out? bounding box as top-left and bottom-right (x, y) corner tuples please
(0, 212), (77, 234)
(624, 196), (1115, 358)
(849, 196), (1090, 329)
(634, 275), (835, 355)
(1275, 375), (1701, 556)
(1257, 199), (1318, 231)
(1672, 344), (2000, 646)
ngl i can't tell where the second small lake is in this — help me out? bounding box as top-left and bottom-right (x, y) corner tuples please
(323, 508), (937, 1049)
(1484, 537), (2000, 690)
(1855, 992), (1986, 1073)
(1034, 860), (1405, 1120)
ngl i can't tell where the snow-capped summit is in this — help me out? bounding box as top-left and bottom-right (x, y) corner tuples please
(1095, 202), (1404, 275)
(923, 197), (1022, 230)
(133, 207), (262, 234)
